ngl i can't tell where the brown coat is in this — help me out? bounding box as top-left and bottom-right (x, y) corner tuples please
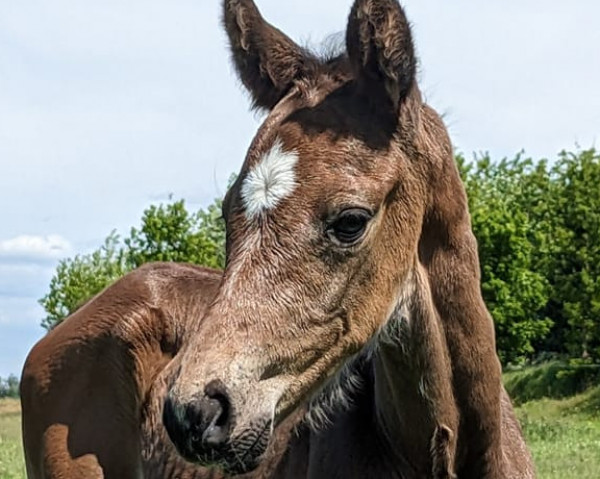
(21, 1), (536, 477)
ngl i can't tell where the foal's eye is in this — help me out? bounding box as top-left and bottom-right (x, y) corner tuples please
(327, 208), (372, 245)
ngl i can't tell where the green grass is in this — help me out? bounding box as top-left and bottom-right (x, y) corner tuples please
(0, 399), (25, 479)
(1, 381), (599, 478)
(516, 385), (600, 479)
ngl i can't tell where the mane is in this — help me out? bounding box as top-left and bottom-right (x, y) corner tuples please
(305, 301), (411, 430)
(309, 32), (346, 64)
(304, 32), (352, 78)
(305, 352), (365, 430)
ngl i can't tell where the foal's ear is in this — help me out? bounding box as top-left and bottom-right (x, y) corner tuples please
(223, 0), (315, 110)
(346, 0), (417, 110)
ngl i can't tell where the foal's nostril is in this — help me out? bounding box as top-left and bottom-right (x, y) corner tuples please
(163, 382), (233, 462)
(200, 380), (232, 447)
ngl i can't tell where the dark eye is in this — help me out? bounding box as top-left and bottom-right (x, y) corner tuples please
(327, 208), (372, 245)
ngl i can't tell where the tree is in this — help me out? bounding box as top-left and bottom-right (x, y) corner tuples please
(39, 232), (127, 330)
(125, 199), (225, 270)
(0, 374), (20, 398)
(459, 154), (552, 364)
(543, 149), (600, 360)
(39, 198), (225, 330)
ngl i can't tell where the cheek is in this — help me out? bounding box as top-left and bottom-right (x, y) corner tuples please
(346, 258), (399, 330)
(382, 193), (423, 253)
(340, 212), (421, 332)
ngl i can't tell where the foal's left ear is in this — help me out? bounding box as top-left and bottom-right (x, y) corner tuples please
(223, 0), (316, 110)
(346, 0), (417, 110)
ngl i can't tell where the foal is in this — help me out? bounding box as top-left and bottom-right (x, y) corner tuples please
(163, 0), (535, 478)
(21, 1), (534, 477)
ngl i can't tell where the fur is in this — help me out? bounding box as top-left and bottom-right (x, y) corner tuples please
(241, 138), (299, 219)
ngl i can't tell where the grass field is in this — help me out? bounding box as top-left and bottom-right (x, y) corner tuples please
(0, 399), (25, 479)
(1, 386), (599, 478)
(515, 385), (600, 479)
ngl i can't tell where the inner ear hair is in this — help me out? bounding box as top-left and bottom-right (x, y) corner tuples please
(346, 0), (417, 109)
(222, 0), (317, 110)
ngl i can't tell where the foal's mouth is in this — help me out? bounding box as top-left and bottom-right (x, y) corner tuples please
(194, 420), (272, 475)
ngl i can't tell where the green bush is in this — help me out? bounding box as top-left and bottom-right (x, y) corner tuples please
(460, 148), (600, 364)
(504, 361), (600, 404)
(39, 198), (225, 330)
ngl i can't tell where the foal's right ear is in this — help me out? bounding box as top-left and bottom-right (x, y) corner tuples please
(223, 0), (315, 110)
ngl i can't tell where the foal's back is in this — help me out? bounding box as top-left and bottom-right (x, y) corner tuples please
(20, 263), (221, 478)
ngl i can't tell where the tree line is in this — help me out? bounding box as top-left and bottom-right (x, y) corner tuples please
(39, 148), (600, 366)
(0, 375), (19, 398)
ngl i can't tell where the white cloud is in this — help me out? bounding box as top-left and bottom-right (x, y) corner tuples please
(0, 235), (71, 261)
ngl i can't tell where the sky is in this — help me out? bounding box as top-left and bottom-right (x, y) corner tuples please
(1, 0), (599, 377)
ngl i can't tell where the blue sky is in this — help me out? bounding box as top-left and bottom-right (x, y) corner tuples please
(1, 0), (599, 377)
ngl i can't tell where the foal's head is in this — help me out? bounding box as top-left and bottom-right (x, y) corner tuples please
(164, 0), (460, 473)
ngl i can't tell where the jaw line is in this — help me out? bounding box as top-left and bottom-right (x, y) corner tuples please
(304, 278), (415, 430)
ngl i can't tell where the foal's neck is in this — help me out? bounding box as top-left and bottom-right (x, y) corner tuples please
(371, 265), (459, 477)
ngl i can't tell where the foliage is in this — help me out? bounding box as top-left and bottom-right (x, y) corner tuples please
(124, 199), (225, 270)
(542, 150), (600, 360)
(38, 149), (600, 364)
(504, 361), (600, 404)
(0, 376), (20, 399)
(459, 154), (552, 364)
(459, 148), (600, 363)
(39, 198), (225, 330)
(39, 233), (127, 330)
